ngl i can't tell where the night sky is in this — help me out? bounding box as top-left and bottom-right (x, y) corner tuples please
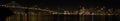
(0, 0), (119, 9)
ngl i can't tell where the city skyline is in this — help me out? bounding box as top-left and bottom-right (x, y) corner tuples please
(0, 1), (117, 15)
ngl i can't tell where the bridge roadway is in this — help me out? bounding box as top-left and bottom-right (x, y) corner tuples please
(0, 4), (114, 15)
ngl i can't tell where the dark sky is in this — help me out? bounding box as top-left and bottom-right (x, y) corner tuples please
(0, 0), (119, 9)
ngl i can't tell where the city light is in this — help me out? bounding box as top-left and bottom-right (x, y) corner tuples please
(0, 1), (118, 15)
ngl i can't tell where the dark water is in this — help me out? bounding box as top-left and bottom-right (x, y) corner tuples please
(42, 14), (120, 21)
(0, 6), (14, 21)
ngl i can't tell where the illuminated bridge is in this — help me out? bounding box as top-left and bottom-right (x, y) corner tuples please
(1, 1), (120, 21)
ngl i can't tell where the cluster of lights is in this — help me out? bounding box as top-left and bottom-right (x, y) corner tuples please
(0, 1), (117, 15)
